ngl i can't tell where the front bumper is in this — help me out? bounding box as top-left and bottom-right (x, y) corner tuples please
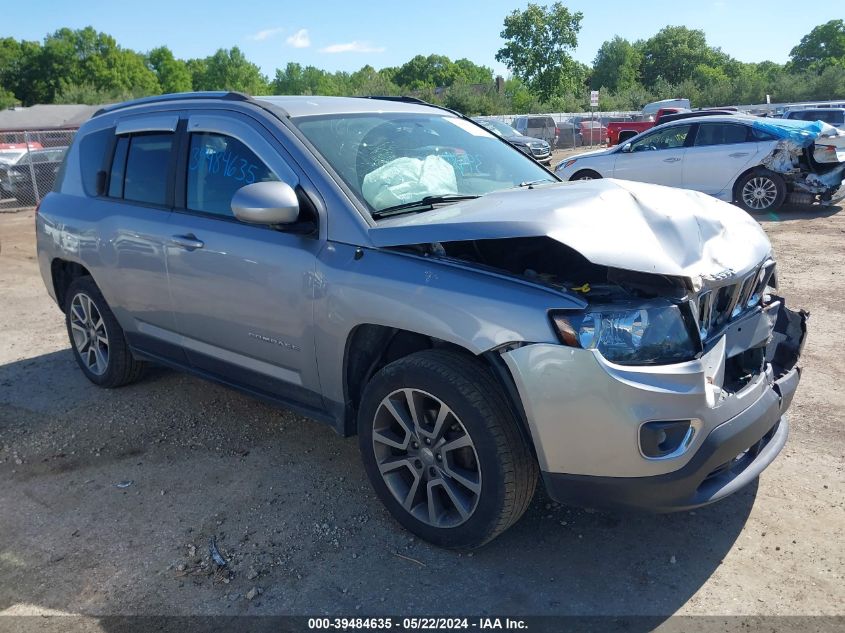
(502, 299), (808, 512)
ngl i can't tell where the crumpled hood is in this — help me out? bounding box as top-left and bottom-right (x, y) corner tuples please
(369, 179), (771, 282)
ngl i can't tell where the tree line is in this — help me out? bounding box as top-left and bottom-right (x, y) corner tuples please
(1, 5), (843, 115)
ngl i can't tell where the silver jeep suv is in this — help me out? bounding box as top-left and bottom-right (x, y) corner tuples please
(37, 92), (807, 548)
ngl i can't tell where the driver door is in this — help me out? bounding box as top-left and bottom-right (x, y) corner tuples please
(613, 123), (693, 187)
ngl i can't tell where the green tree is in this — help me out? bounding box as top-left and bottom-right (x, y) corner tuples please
(271, 62), (306, 94)
(591, 36), (643, 91)
(394, 54), (459, 90)
(186, 57), (208, 90)
(789, 20), (845, 71)
(495, 2), (583, 102)
(453, 59), (494, 85)
(148, 46), (192, 93)
(640, 26), (721, 87)
(37, 27), (159, 102)
(198, 47), (267, 94)
(347, 65), (400, 96)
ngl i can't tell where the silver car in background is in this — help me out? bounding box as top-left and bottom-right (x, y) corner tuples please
(36, 93), (807, 547)
(555, 114), (845, 212)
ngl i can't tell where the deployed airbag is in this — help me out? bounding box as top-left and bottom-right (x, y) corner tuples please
(362, 156), (457, 210)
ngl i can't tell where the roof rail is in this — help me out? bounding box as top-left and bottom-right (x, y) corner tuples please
(361, 95), (462, 118)
(93, 91), (252, 117)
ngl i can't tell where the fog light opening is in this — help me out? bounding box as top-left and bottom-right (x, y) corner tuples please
(640, 420), (696, 459)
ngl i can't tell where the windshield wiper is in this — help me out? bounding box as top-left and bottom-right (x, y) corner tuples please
(371, 194), (480, 219)
(515, 178), (556, 188)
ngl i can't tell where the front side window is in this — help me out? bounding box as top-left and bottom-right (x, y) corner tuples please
(186, 133), (279, 217)
(293, 113), (553, 215)
(693, 123), (750, 146)
(110, 133), (174, 206)
(630, 124), (692, 152)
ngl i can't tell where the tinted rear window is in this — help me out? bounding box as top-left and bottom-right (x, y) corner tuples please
(694, 123), (750, 146)
(78, 128), (111, 196)
(122, 133), (173, 206)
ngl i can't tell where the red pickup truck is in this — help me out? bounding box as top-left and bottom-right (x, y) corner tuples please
(605, 108), (684, 146)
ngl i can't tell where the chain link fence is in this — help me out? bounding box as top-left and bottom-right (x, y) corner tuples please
(0, 129), (76, 212)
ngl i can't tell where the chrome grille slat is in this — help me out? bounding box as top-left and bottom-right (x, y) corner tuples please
(696, 261), (776, 341)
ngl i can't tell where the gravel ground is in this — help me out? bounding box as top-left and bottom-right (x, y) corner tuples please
(0, 193), (843, 624)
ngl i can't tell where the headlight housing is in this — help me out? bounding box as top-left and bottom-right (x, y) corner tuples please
(551, 300), (698, 365)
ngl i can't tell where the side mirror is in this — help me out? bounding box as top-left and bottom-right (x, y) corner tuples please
(231, 181), (299, 225)
(621, 143), (632, 153)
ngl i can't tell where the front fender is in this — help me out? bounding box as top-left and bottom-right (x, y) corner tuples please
(314, 242), (582, 407)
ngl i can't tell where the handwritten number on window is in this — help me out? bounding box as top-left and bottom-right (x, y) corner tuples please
(189, 136), (264, 184)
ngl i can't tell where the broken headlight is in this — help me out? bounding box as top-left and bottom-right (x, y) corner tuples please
(551, 301), (697, 365)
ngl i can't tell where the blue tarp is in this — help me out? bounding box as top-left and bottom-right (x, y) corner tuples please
(751, 118), (826, 148)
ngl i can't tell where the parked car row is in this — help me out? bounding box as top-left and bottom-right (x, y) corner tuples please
(472, 118), (552, 165)
(0, 145), (68, 202)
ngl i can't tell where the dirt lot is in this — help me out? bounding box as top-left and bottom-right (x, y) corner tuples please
(0, 194), (843, 625)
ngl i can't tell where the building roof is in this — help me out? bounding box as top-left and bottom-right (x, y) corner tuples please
(0, 104), (102, 132)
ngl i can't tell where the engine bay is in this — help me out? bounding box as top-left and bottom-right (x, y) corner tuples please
(405, 236), (691, 301)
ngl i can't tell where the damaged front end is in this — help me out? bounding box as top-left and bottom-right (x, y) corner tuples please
(370, 178), (808, 510)
(491, 249), (809, 511)
(756, 118), (845, 203)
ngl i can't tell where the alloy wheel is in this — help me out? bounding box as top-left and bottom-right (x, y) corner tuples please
(69, 292), (109, 375)
(742, 176), (778, 210)
(372, 388), (482, 528)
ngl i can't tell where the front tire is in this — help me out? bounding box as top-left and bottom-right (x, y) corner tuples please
(357, 350), (538, 549)
(735, 170), (786, 213)
(570, 169), (601, 181)
(65, 276), (146, 387)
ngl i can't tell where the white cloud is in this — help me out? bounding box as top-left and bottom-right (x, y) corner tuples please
(247, 27), (284, 42)
(319, 41), (385, 54)
(286, 29), (311, 48)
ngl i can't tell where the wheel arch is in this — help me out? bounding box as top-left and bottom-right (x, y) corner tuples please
(51, 258), (93, 310)
(569, 168), (602, 181)
(340, 324), (536, 453)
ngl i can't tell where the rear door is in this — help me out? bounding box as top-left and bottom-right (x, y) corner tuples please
(683, 122), (763, 196)
(164, 111), (324, 411)
(98, 114), (185, 361)
(612, 123), (692, 187)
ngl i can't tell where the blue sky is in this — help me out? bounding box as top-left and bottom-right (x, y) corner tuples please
(4, 0), (840, 78)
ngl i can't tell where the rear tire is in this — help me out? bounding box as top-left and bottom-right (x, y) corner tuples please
(64, 276), (146, 387)
(734, 170), (786, 213)
(570, 169), (602, 181)
(357, 350), (538, 549)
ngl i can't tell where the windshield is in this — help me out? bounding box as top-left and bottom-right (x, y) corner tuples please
(476, 119), (519, 138)
(293, 113), (554, 215)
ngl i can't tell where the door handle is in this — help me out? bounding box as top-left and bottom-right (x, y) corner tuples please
(729, 152), (750, 158)
(170, 234), (204, 251)
(663, 157), (681, 163)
